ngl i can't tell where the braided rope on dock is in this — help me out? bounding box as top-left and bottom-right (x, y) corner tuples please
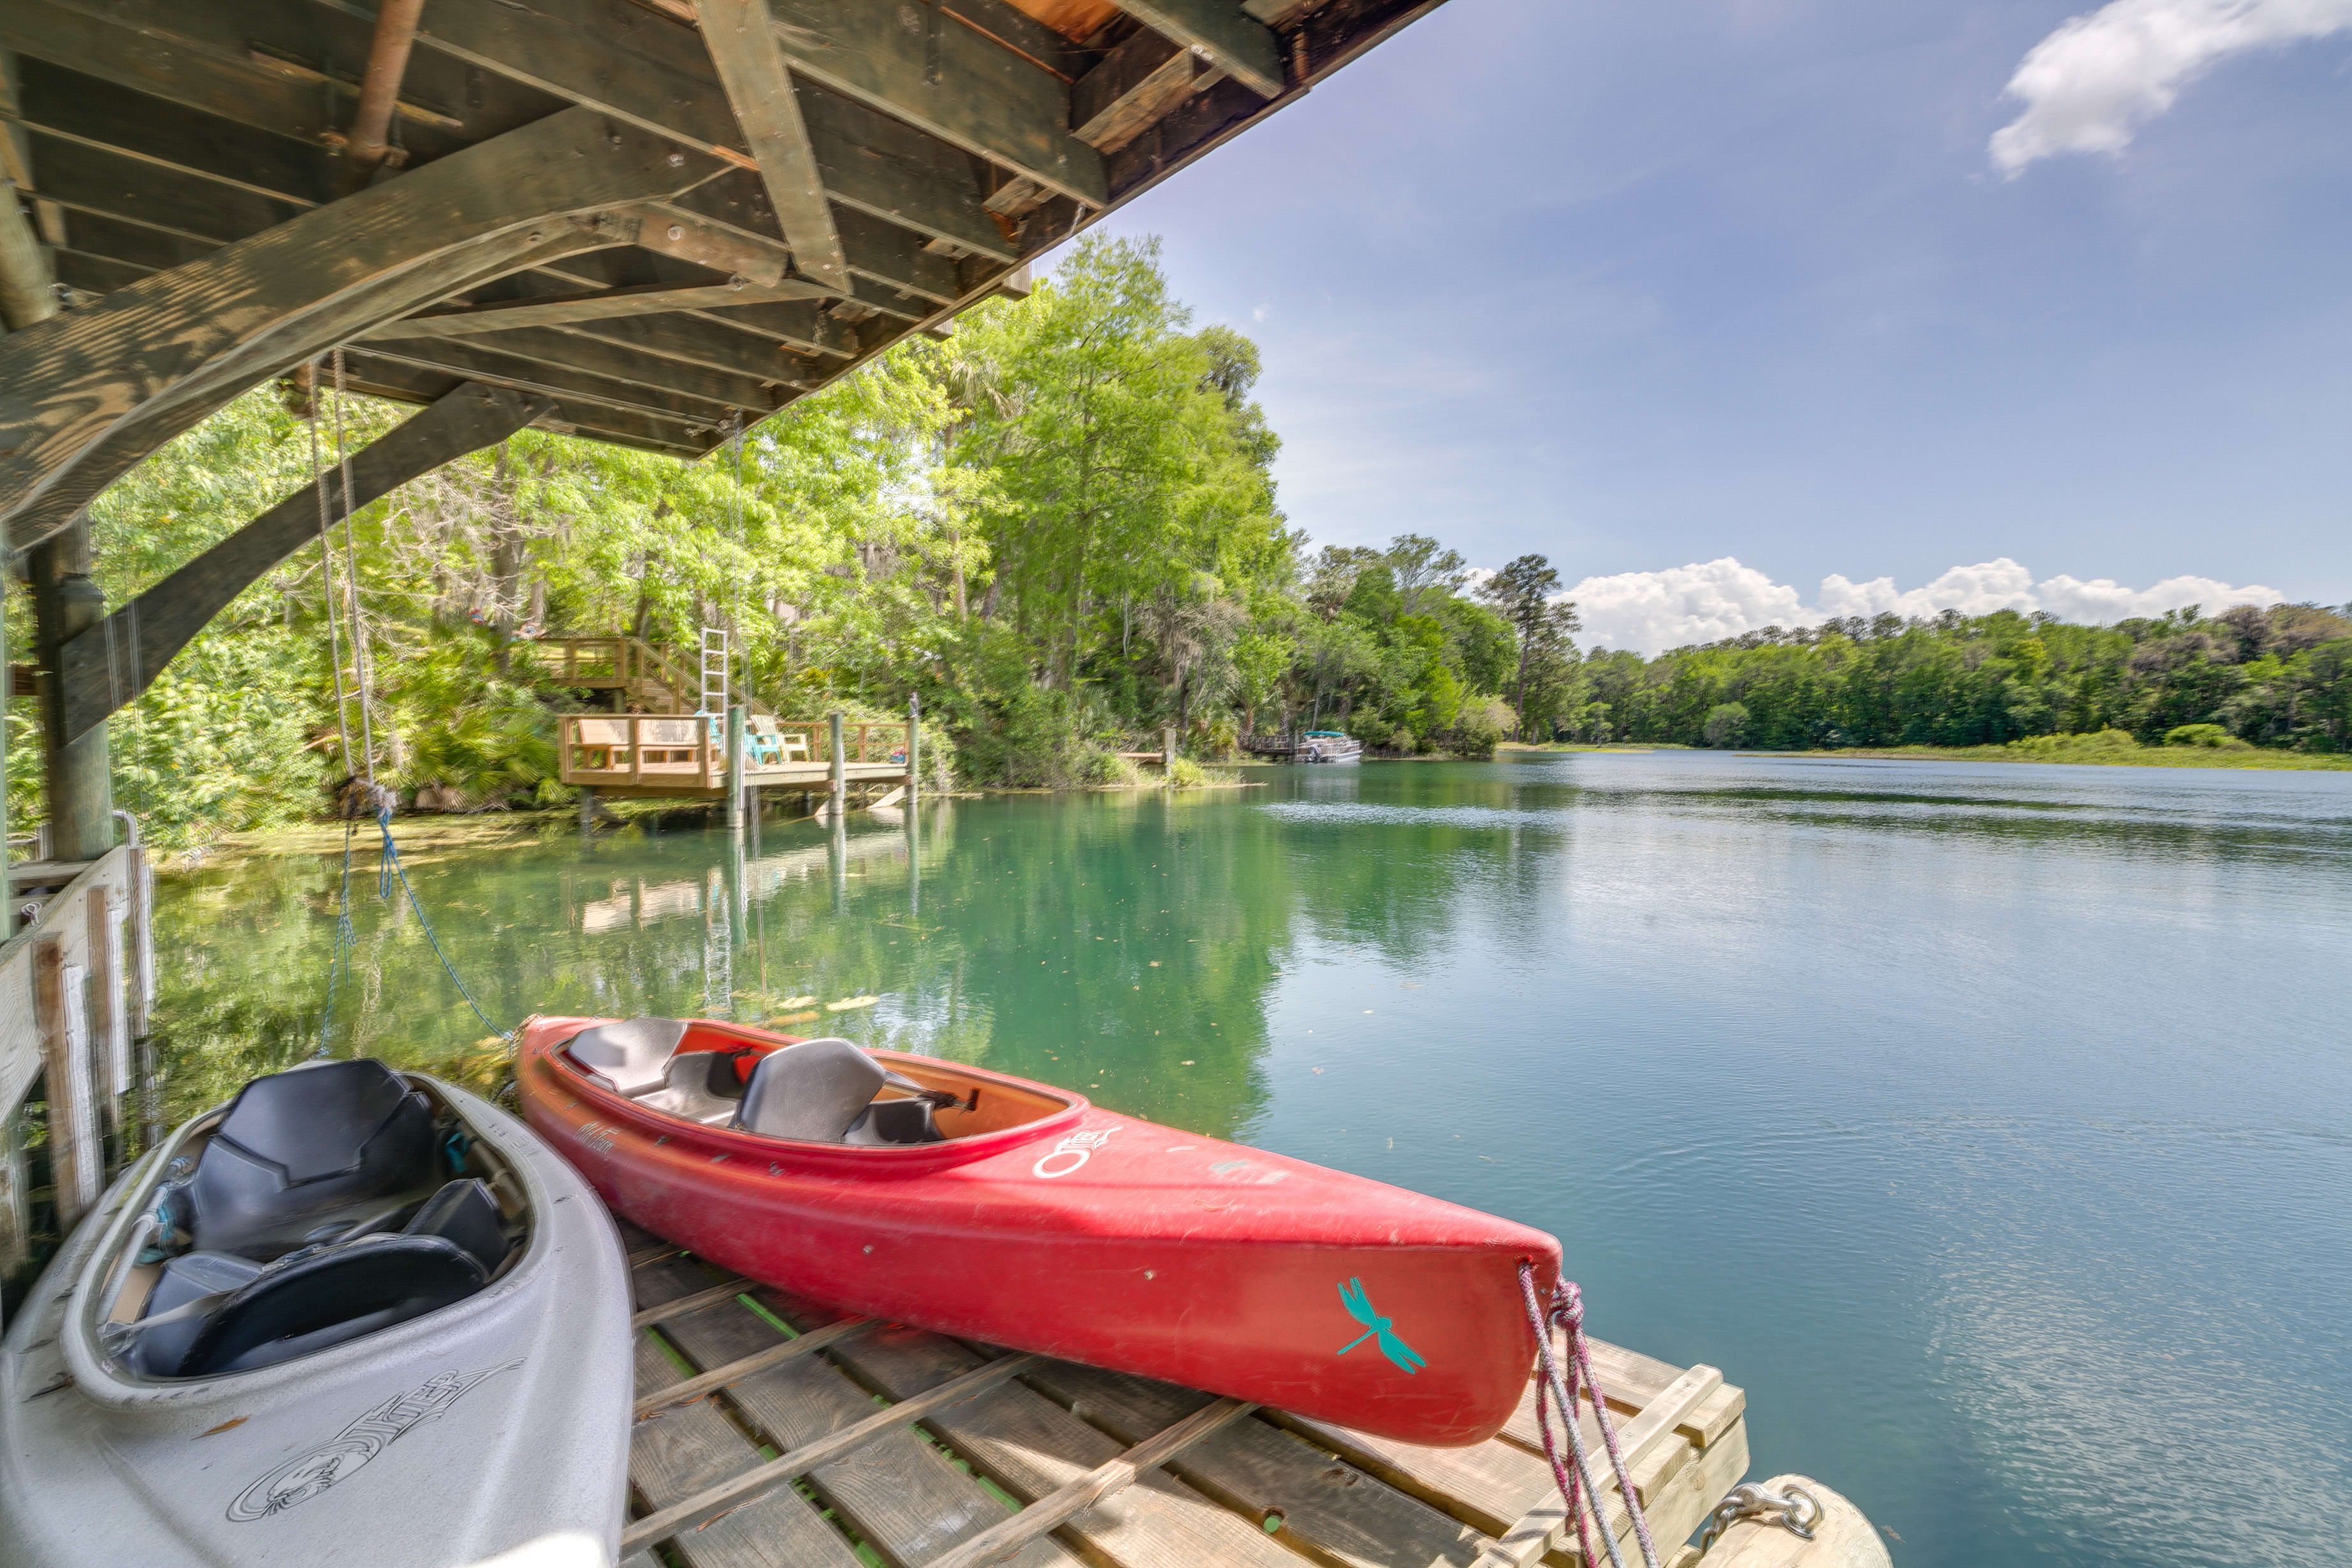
(1519, 1261), (1663, 1568)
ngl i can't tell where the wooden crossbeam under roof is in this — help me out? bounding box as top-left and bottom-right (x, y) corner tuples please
(0, 0), (1455, 560)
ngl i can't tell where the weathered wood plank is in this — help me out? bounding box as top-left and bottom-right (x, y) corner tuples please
(1071, 27), (1208, 154)
(33, 933), (98, 1228)
(335, 352), (715, 458)
(1020, 1359), (1499, 1568)
(13, 55), (335, 205)
(644, 1258), (1076, 1568)
(816, 1315), (1302, 1568)
(698, 298), (861, 359)
(1108, 1), (1283, 98)
(760, 0), (1106, 207)
(0, 106), (721, 554)
(922, 1397), (1258, 1568)
(555, 313), (827, 391)
(361, 277), (828, 339)
(1474, 1366), (1724, 1568)
(24, 130), (306, 246)
(54, 383), (550, 744)
(628, 1309), (867, 1568)
(697, 0), (849, 292)
(621, 1349), (1046, 1553)
(361, 331), (774, 421)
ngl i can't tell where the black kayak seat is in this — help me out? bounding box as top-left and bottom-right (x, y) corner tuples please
(565, 1017), (688, 1096)
(189, 1059), (440, 1261)
(129, 1250), (266, 1379)
(845, 1097), (943, 1145)
(177, 1234), (487, 1379)
(403, 1177), (511, 1275)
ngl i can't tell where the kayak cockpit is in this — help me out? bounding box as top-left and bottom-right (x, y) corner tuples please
(558, 1018), (1072, 1147)
(88, 1059), (526, 1381)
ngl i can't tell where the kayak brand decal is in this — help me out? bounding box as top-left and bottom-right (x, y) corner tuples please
(574, 1121), (618, 1156)
(1336, 1279), (1426, 1375)
(1032, 1126), (1115, 1179)
(226, 1361), (523, 1521)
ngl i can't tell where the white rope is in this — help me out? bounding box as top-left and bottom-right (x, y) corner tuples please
(307, 359), (356, 779)
(331, 347), (379, 787)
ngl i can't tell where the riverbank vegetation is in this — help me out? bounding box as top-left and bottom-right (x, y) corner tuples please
(10, 237), (2351, 848)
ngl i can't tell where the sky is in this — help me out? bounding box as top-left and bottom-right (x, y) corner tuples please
(1087, 0), (2352, 651)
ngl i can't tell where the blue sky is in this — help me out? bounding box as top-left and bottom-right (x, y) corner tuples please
(1090, 0), (2352, 650)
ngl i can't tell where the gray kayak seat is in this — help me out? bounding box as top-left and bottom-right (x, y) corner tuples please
(184, 1058), (441, 1261)
(734, 1038), (886, 1141)
(734, 1040), (948, 1145)
(635, 1050), (750, 1126)
(564, 1017), (690, 1096)
(844, 1098), (944, 1145)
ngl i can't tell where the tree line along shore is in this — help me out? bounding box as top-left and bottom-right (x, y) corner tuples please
(9, 236), (2349, 850)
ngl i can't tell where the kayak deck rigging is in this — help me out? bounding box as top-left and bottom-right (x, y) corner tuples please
(616, 1222), (1754, 1568)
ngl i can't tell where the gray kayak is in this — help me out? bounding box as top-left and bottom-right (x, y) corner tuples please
(0, 1059), (632, 1567)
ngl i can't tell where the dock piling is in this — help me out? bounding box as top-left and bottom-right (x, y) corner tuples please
(725, 705), (746, 838)
(828, 711), (846, 820)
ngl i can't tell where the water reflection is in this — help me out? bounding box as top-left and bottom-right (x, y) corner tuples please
(149, 753), (2352, 1568)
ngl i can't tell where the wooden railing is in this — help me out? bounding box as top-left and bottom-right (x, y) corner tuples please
(0, 839), (155, 1293)
(558, 715), (910, 787)
(516, 637), (696, 699)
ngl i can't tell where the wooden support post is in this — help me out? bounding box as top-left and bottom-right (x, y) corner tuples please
(30, 523), (113, 860)
(1162, 725), (1177, 773)
(906, 692), (920, 808)
(578, 785), (599, 834)
(0, 572), (10, 943)
(56, 384), (553, 744)
(0, 1108), (25, 1281)
(725, 704), (745, 838)
(84, 880), (124, 1149)
(32, 933), (98, 1230)
(828, 710), (846, 819)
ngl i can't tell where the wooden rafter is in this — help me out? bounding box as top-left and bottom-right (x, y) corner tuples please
(693, 0), (848, 292)
(358, 277), (831, 340)
(1109, 0), (1284, 98)
(0, 105), (722, 553)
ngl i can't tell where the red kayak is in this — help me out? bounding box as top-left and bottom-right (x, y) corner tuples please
(516, 1014), (1560, 1446)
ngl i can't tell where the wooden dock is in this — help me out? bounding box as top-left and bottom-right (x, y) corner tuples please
(618, 1223), (1752, 1568)
(560, 715), (912, 802)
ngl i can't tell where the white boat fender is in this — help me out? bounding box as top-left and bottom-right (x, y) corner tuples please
(1695, 1475), (1892, 1567)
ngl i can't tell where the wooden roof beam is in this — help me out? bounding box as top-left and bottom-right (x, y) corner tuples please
(695, 0), (848, 291)
(1107, 1), (1284, 99)
(0, 105), (725, 553)
(1071, 27), (1218, 154)
(358, 277), (829, 340)
(337, 350), (718, 454)
(365, 326), (787, 417)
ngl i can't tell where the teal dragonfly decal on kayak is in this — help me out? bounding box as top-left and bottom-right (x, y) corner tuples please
(1336, 1278), (1425, 1374)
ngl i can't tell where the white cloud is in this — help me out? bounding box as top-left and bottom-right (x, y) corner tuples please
(1565, 556), (2284, 653)
(1989, 0), (2352, 175)
(1251, 303), (1274, 323)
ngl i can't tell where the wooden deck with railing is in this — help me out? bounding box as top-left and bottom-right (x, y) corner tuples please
(560, 715), (913, 799)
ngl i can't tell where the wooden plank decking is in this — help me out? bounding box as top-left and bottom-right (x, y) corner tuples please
(616, 1223), (1752, 1568)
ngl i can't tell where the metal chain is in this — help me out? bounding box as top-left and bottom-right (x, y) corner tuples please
(1698, 1483), (1822, 1550)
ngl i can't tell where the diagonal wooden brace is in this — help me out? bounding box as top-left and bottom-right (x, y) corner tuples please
(54, 382), (553, 745)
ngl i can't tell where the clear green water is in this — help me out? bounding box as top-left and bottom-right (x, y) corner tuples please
(153, 754), (2352, 1567)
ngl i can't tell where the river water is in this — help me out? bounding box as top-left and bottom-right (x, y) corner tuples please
(152, 752), (2352, 1567)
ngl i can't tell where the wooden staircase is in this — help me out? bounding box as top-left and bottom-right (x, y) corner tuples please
(521, 637), (771, 716)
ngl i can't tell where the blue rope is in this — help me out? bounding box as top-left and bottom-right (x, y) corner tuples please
(316, 817), (360, 1056)
(372, 808), (514, 1043)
